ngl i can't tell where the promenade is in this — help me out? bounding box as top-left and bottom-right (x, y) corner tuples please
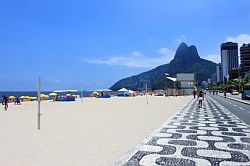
(117, 96), (250, 165)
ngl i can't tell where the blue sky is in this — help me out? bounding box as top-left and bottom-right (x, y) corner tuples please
(0, 0), (250, 91)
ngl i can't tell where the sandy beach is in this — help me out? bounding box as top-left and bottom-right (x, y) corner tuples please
(0, 96), (191, 166)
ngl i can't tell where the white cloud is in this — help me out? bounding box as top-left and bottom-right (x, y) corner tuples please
(204, 54), (220, 63)
(86, 48), (175, 68)
(226, 34), (250, 47)
(175, 35), (187, 44)
(203, 34), (250, 64)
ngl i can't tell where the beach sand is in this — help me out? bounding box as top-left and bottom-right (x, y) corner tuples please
(0, 96), (191, 166)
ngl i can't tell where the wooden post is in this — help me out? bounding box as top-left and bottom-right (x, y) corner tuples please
(37, 77), (41, 130)
(81, 88), (83, 103)
(146, 83), (148, 105)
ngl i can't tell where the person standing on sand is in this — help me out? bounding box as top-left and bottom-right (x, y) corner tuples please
(2, 95), (8, 111)
(193, 89), (196, 99)
(198, 90), (204, 108)
(14, 97), (21, 105)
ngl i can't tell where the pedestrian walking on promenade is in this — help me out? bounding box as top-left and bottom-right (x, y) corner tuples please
(2, 95), (8, 111)
(224, 89), (227, 98)
(198, 90), (204, 108)
(193, 89), (197, 99)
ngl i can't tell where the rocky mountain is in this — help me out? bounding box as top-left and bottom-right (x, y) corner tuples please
(110, 43), (216, 91)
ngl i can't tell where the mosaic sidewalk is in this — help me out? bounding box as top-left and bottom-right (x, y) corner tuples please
(116, 96), (250, 166)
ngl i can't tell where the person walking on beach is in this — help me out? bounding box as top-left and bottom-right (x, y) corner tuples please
(198, 90), (204, 108)
(2, 95), (8, 111)
(14, 97), (21, 105)
(193, 89), (196, 99)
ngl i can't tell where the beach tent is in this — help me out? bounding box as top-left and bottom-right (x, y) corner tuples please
(117, 88), (129, 96)
(118, 88), (129, 92)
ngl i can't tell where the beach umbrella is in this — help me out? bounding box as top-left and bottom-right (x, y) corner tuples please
(8, 96), (15, 99)
(20, 96), (30, 99)
(49, 92), (57, 96)
(40, 94), (46, 97)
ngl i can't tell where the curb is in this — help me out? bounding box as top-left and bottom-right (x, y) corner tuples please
(217, 94), (250, 105)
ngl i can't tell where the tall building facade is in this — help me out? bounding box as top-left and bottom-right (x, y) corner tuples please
(240, 43), (250, 75)
(216, 63), (222, 82)
(221, 42), (238, 82)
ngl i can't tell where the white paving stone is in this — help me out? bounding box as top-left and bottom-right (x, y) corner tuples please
(198, 126), (220, 130)
(156, 138), (170, 145)
(139, 145), (163, 152)
(197, 149), (231, 158)
(219, 161), (250, 166)
(153, 133), (172, 138)
(198, 135), (224, 141)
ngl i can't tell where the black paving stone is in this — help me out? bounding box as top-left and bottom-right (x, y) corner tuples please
(158, 146), (176, 155)
(156, 157), (196, 166)
(241, 137), (250, 144)
(175, 130), (197, 133)
(230, 151), (250, 162)
(168, 140), (197, 146)
(221, 132), (247, 137)
(228, 143), (250, 150)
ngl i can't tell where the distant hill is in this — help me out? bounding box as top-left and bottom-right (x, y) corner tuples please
(110, 43), (216, 91)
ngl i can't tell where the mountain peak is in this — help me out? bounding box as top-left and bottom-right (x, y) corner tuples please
(176, 42), (188, 53)
(178, 42), (188, 48)
(174, 43), (200, 60)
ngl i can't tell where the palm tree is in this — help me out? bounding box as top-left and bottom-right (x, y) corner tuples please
(241, 75), (250, 89)
(228, 79), (238, 90)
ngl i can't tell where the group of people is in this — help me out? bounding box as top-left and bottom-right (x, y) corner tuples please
(193, 89), (205, 108)
(2, 96), (21, 111)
